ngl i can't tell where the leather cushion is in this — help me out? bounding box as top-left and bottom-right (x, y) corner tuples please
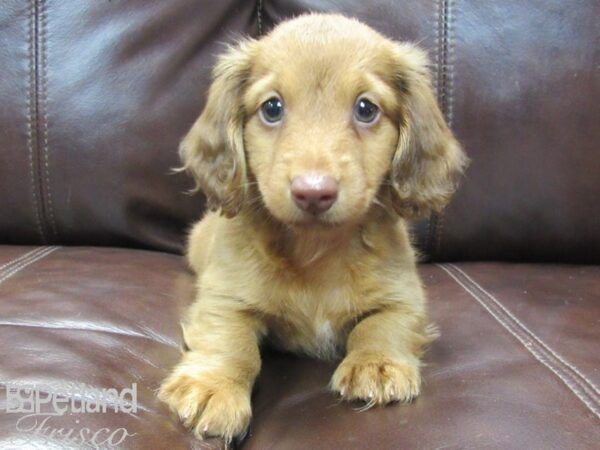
(0, 246), (598, 449)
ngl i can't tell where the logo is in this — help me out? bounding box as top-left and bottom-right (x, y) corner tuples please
(3, 381), (138, 449)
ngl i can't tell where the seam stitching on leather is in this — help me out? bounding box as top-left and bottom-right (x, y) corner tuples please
(440, 264), (600, 418)
(428, 0), (453, 259)
(0, 247), (45, 275)
(434, 0), (454, 257)
(0, 246), (60, 285)
(445, 0), (455, 128)
(448, 264), (600, 398)
(257, 0), (263, 35)
(438, 264), (600, 420)
(425, 0), (440, 260)
(26, 0), (46, 242)
(33, 0), (50, 241)
(40, 0), (58, 240)
(433, 0), (440, 93)
(425, 0), (441, 259)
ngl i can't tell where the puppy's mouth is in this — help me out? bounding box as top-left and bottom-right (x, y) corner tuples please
(288, 214), (342, 229)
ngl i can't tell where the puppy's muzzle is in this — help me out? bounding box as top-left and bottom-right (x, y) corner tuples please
(291, 173), (338, 215)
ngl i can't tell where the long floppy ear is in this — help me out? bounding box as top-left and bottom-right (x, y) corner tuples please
(179, 39), (257, 218)
(389, 43), (468, 219)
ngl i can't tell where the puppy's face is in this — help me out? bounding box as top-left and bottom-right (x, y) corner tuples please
(243, 19), (401, 226)
(180, 15), (466, 224)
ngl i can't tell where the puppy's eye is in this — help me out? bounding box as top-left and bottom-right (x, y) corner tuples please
(259, 97), (284, 125)
(354, 98), (380, 124)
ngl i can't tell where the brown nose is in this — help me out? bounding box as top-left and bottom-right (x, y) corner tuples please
(291, 173), (338, 215)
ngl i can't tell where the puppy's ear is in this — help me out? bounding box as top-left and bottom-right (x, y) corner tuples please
(179, 39), (257, 218)
(389, 44), (468, 219)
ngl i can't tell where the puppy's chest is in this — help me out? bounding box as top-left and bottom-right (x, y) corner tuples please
(259, 279), (373, 359)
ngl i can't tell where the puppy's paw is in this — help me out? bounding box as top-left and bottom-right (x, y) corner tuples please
(330, 351), (421, 406)
(158, 370), (251, 442)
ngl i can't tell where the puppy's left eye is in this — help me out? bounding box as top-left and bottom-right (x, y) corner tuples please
(259, 97), (284, 125)
(354, 98), (380, 124)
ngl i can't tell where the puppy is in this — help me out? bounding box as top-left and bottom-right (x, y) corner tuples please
(159, 13), (467, 441)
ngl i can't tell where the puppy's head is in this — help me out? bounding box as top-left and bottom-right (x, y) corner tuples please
(180, 14), (467, 224)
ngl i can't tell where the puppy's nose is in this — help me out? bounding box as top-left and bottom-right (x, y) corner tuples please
(291, 173), (338, 214)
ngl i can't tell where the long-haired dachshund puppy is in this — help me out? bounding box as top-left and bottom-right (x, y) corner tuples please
(159, 13), (467, 441)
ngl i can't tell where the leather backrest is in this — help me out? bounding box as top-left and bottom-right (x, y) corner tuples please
(0, 0), (258, 253)
(1, 0), (598, 262)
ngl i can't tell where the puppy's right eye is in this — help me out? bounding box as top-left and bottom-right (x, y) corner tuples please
(354, 98), (380, 124)
(259, 97), (284, 125)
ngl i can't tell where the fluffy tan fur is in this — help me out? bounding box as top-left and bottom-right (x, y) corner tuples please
(159, 14), (467, 441)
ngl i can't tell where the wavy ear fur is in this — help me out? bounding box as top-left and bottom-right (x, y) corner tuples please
(179, 40), (257, 218)
(389, 43), (468, 219)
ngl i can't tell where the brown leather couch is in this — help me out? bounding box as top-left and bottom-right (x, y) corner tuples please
(1, 1), (598, 449)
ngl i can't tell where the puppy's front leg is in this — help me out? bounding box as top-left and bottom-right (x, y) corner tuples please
(331, 308), (434, 406)
(159, 297), (263, 441)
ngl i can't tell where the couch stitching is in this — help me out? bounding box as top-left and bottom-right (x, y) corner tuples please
(425, 0), (441, 261)
(434, 0), (448, 256)
(445, 0), (455, 128)
(26, 0), (46, 243)
(448, 263), (600, 406)
(0, 247), (46, 275)
(449, 264), (600, 397)
(439, 264), (600, 418)
(428, 0), (453, 259)
(257, 0), (263, 36)
(425, 0), (441, 259)
(433, 0), (455, 257)
(433, 0), (440, 94)
(434, 207), (445, 258)
(40, 0), (58, 240)
(437, 264), (600, 419)
(0, 246), (60, 285)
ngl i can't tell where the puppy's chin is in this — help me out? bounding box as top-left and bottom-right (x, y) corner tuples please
(261, 203), (339, 229)
(269, 205), (368, 232)
(288, 215), (342, 230)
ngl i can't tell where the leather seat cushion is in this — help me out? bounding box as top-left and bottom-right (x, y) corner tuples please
(0, 246), (598, 449)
